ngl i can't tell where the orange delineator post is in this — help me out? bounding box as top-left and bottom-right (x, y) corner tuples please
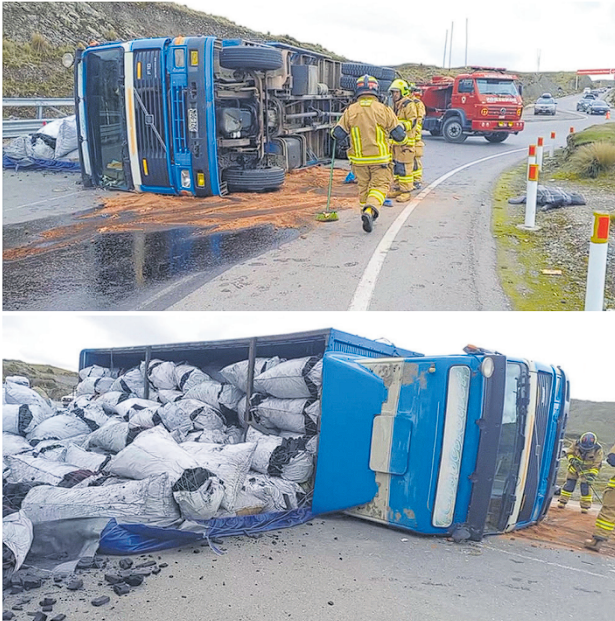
(536, 137), (544, 168)
(549, 131), (556, 158)
(585, 212), (611, 311)
(524, 164), (540, 228)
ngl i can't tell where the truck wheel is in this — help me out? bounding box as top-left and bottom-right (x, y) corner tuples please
(484, 132), (509, 143)
(342, 62), (384, 80)
(340, 75), (357, 90)
(224, 166), (285, 192)
(220, 46), (283, 71)
(379, 79), (392, 93)
(442, 118), (467, 143)
(380, 67), (396, 81)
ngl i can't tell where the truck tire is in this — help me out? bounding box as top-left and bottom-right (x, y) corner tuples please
(380, 67), (396, 81)
(484, 132), (509, 143)
(379, 79), (392, 93)
(340, 75), (357, 90)
(224, 166), (285, 193)
(220, 46), (283, 71)
(342, 62), (384, 80)
(442, 117), (467, 143)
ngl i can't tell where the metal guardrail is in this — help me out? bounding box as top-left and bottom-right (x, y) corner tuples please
(3, 97), (75, 139)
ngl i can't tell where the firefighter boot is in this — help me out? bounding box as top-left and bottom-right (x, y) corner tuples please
(584, 536), (606, 552)
(361, 207), (374, 233)
(395, 192), (412, 203)
(581, 508), (589, 514)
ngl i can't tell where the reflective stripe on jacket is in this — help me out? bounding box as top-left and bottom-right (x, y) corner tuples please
(336, 95), (402, 165)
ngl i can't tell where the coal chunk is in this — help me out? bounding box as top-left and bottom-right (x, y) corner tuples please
(135, 560), (156, 568)
(91, 596), (110, 607)
(118, 559), (133, 570)
(104, 574), (122, 585)
(66, 578), (83, 591)
(3, 612), (15, 620)
(23, 577), (42, 590)
(124, 574), (143, 587)
(151, 567), (161, 575)
(158, 563), (168, 569)
(31, 613), (48, 621)
(51, 616), (66, 621)
(113, 583), (130, 596)
(39, 599), (56, 607)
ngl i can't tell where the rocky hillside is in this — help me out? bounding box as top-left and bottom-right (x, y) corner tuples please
(3, 359), (78, 400)
(3, 2), (590, 102)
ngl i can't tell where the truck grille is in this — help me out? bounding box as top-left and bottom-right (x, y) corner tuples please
(487, 107), (517, 117)
(134, 49), (169, 186)
(171, 85), (188, 155)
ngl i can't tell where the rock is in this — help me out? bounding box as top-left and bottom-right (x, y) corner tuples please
(51, 616), (66, 621)
(158, 563), (168, 569)
(131, 568), (152, 577)
(41, 607), (53, 613)
(90, 596), (110, 607)
(118, 559), (133, 570)
(135, 560), (156, 568)
(113, 583), (130, 596)
(124, 574), (143, 587)
(76, 557), (96, 570)
(10, 587), (24, 595)
(3, 612), (15, 620)
(10, 606), (22, 612)
(151, 567), (161, 575)
(104, 574), (122, 585)
(23, 577), (42, 590)
(39, 599), (56, 607)
(66, 578), (83, 591)
(31, 613), (48, 621)
(328, 601), (334, 606)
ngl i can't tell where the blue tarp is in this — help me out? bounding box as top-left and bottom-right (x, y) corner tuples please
(3, 154), (81, 172)
(99, 507), (315, 555)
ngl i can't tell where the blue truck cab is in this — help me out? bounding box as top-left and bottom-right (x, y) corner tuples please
(80, 330), (568, 552)
(75, 36), (350, 196)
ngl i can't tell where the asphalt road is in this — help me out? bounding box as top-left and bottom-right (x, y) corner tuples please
(2, 93), (609, 311)
(3, 515), (613, 621)
(168, 93), (608, 311)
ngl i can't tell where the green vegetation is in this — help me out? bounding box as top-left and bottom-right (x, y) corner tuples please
(570, 141), (615, 178)
(3, 359), (78, 400)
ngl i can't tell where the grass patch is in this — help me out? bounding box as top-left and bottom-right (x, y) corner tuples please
(570, 141), (615, 178)
(566, 122), (615, 149)
(492, 166), (584, 310)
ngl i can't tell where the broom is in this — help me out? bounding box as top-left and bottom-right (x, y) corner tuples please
(316, 138), (339, 222)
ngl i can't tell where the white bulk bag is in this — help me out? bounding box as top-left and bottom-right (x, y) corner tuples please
(127, 407), (162, 430)
(171, 468), (225, 520)
(5, 454), (80, 485)
(180, 442), (256, 511)
(174, 364), (212, 393)
(85, 418), (134, 453)
(3, 403), (52, 436)
(72, 403), (111, 430)
(95, 391), (131, 414)
(5, 376), (30, 387)
(2, 433), (33, 456)
(107, 426), (198, 484)
(191, 428), (227, 444)
(111, 368), (146, 398)
(31, 439), (68, 462)
(251, 397), (320, 435)
(141, 360), (177, 391)
(3, 383), (54, 415)
(253, 356), (322, 399)
(224, 426), (245, 445)
(184, 381), (244, 412)
(220, 357), (283, 392)
(3, 511), (33, 574)
(21, 473), (180, 523)
(79, 365), (112, 381)
(75, 377), (114, 397)
(243, 473), (304, 512)
(27, 414), (92, 441)
(158, 390), (184, 404)
(65, 443), (109, 471)
(159, 399), (223, 432)
(114, 398), (161, 419)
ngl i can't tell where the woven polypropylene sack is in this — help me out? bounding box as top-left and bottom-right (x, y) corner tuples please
(141, 360), (178, 391)
(174, 365), (212, 393)
(220, 357), (283, 392)
(27, 414), (92, 442)
(172, 468), (225, 520)
(253, 356), (322, 399)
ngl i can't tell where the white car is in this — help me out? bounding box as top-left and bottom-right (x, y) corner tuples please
(534, 95), (557, 115)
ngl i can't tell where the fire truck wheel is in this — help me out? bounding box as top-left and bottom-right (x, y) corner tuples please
(224, 166), (286, 192)
(484, 132), (509, 143)
(220, 46), (283, 71)
(442, 117), (467, 143)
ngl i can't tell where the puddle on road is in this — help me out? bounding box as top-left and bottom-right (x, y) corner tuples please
(3, 225), (297, 310)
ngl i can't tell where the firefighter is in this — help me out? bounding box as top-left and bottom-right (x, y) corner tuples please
(387, 78), (417, 203)
(558, 432), (603, 513)
(410, 85), (426, 190)
(333, 75), (406, 233)
(585, 441), (615, 552)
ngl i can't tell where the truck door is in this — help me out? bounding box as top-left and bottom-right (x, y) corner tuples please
(314, 353), (485, 536)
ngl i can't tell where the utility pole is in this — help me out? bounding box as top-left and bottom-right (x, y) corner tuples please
(449, 21), (454, 68)
(536, 49), (541, 74)
(465, 18), (468, 67)
(443, 29), (448, 68)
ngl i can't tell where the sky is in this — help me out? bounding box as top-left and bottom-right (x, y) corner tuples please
(3, 312), (615, 402)
(178, 0), (615, 73)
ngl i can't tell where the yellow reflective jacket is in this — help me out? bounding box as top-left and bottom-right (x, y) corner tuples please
(393, 96), (418, 147)
(336, 94), (402, 166)
(607, 443), (615, 489)
(413, 98), (426, 143)
(565, 441), (604, 477)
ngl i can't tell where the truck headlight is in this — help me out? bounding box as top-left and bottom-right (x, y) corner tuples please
(181, 170), (191, 188)
(480, 357), (494, 378)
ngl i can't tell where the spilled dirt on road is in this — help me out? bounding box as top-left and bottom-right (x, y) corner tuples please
(501, 500), (615, 557)
(3, 168), (358, 261)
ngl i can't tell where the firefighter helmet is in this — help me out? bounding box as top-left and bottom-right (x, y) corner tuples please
(579, 432), (598, 451)
(389, 78), (410, 97)
(355, 75), (379, 96)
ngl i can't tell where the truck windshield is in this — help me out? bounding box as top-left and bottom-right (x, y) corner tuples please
(484, 362), (528, 533)
(83, 47), (129, 189)
(476, 79), (519, 97)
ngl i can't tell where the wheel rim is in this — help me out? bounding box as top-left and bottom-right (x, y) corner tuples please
(448, 123), (461, 138)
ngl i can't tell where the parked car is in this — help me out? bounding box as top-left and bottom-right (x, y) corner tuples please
(587, 99), (611, 115)
(534, 95), (557, 115)
(577, 94), (597, 111)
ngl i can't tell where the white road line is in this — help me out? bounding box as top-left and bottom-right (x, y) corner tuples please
(134, 272), (205, 310)
(482, 543), (612, 579)
(7, 191), (83, 213)
(347, 148), (526, 311)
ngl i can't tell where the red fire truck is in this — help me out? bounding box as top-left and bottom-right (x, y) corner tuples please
(419, 67), (525, 143)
